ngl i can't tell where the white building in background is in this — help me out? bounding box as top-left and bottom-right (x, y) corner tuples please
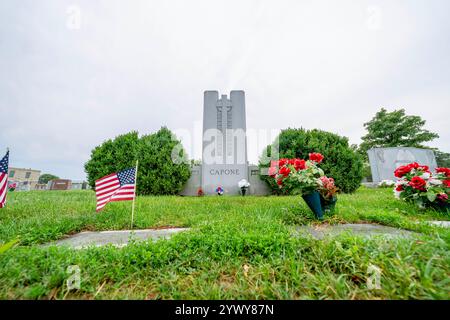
(8, 167), (41, 191)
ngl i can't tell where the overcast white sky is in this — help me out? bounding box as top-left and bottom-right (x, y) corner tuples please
(1, 0), (449, 180)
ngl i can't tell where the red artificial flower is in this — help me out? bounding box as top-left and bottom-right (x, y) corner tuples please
(268, 166), (278, 177)
(277, 178), (283, 186)
(294, 159), (306, 171)
(309, 153), (324, 163)
(408, 176), (427, 190)
(410, 162), (428, 171)
(437, 193), (448, 202)
(395, 185), (404, 192)
(278, 159), (288, 167)
(409, 162), (420, 169)
(436, 167), (450, 177)
(443, 180), (450, 188)
(279, 166), (291, 177)
(394, 165), (413, 178)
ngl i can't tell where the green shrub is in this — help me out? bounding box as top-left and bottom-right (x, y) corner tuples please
(84, 127), (191, 195)
(138, 128), (191, 195)
(259, 128), (364, 193)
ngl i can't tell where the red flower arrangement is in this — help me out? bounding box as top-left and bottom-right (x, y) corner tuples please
(436, 167), (450, 177)
(267, 153), (327, 194)
(394, 162), (430, 178)
(394, 163), (450, 210)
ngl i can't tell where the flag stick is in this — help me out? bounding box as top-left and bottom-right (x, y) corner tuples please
(130, 160), (138, 230)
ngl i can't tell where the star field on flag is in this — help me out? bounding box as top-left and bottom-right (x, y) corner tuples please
(95, 167), (136, 212)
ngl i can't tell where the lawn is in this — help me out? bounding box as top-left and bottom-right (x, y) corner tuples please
(0, 187), (449, 299)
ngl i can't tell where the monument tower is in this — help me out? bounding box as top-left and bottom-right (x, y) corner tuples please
(202, 91), (248, 194)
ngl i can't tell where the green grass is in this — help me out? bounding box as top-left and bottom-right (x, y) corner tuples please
(0, 187), (449, 299)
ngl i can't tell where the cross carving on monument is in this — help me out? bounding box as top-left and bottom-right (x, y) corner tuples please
(217, 94), (232, 131)
(216, 95), (232, 158)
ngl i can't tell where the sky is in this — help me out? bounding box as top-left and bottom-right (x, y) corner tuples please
(1, 0), (449, 180)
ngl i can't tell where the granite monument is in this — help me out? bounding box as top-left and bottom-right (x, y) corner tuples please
(179, 90), (270, 195)
(367, 147), (437, 184)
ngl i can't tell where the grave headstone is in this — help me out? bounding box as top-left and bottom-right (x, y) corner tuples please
(201, 91), (248, 194)
(48, 179), (72, 190)
(367, 147), (437, 184)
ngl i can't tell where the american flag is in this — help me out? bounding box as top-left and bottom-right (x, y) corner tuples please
(0, 150), (9, 208)
(95, 167), (136, 212)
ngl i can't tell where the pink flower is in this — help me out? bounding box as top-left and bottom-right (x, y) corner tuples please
(268, 166), (278, 177)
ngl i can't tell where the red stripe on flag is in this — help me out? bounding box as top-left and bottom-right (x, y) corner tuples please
(95, 171), (135, 211)
(0, 173), (7, 207)
(96, 183), (120, 197)
(96, 178), (119, 189)
(95, 173), (116, 183)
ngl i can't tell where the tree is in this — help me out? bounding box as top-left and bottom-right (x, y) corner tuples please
(84, 128), (191, 195)
(260, 128), (364, 193)
(435, 150), (450, 168)
(38, 174), (59, 184)
(359, 108), (439, 158)
(84, 131), (140, 189)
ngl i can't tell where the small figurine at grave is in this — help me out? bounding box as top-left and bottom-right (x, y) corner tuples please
(215, 186), (224, 196)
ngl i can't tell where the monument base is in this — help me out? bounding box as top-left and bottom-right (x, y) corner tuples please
(179, 165), (271, 196)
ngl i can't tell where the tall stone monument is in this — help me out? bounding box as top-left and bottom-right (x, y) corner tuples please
(179, 90), (270, 196)
(202, 91), (248, 194)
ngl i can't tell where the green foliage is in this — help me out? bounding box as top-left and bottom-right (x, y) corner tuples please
(359, 108), (439, 158)
(362, 162), (372, 182)
(0, 189), (449, 299)
(38, 174), (59, 184)
(138, 127), (191, 195)
(260, 128), (364, 193)
(84, 131), (140, 189)
(84, 128), (191, 195)
(435, 150), (450, 168)
(0, 239), (18, 254)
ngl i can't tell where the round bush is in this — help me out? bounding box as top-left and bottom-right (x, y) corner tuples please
(85, 127), (191, 195)
(259, 128), (364, 193)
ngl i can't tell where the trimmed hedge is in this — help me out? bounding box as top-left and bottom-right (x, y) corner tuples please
(84, 127), (191, 195)
(260, 128), (364, 193)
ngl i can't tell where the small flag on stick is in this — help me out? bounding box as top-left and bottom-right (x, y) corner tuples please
(95, 167), (136, 212)
(0, 149), (10, 208)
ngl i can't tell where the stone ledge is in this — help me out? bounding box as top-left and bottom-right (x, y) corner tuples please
(43, 228), (190, 249)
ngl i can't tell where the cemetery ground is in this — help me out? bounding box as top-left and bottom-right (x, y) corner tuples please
(0, 188), (449, 300)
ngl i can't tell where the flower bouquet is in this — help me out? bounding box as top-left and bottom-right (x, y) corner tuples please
(268, 153), (331, 219)
(8, 182), (17, 192)
(238, 179), (250, 196)
(394, 163), (450, 211)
